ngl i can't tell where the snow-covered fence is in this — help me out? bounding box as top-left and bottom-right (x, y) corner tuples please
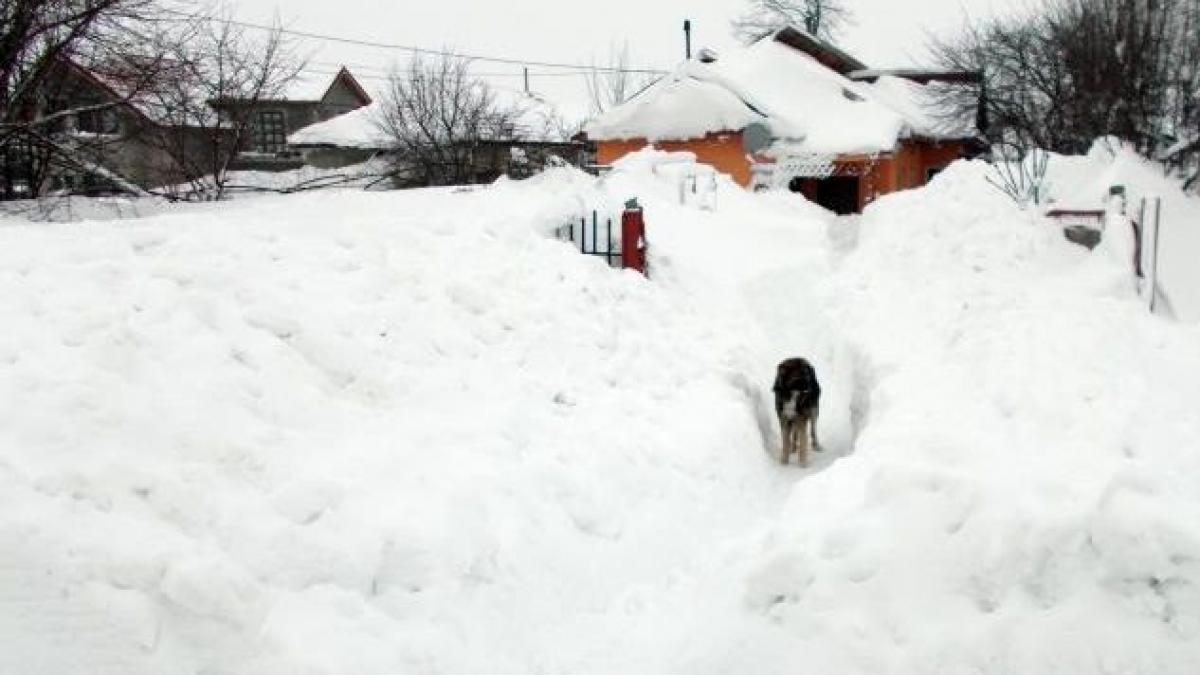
(1047, 187), (1170, 316)
(1135, 196), (1164, 313)
(678, 166), (718, 211)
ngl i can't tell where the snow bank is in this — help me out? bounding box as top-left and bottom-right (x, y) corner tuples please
(658, 160), (1200, 674)
(0, 161), (801, 675)
(2, 149), (1199, 674)
(1039, 140), (1200, 322)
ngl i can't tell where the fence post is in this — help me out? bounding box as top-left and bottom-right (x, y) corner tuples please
(1147, 197), (1162, 313)
(621, 198), (647, 275)
(606, 217), (613, 267)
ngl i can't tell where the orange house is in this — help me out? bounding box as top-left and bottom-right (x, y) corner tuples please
(585, 27), (987, 214)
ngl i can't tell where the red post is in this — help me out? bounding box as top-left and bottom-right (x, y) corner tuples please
(621, 199), (646, 275)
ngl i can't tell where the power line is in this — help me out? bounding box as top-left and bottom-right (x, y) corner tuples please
(300, 66), (593, 86)
(166, 10), (670, 75)
(306, 59), (603, 79)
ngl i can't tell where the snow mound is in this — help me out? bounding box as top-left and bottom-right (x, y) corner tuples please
(0, 163), (800, 674)
(662, 159), (1200, 674)
(1, 151), (1198, 674)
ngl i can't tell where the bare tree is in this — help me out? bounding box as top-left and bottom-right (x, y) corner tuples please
(374, 53), (522, 186)
(732, 0), (852, 43)
(585, 43), (652, 116)
(141, 6), (304, 200)
(931, 0), (1200, 166)
(0, 0), (172, 199)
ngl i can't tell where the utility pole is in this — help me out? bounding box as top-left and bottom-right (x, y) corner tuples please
(523, 67), (529, 94)
(684, 20), (692, 59)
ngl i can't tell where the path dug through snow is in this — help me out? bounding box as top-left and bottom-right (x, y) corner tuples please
(649, 161), (1200, 675)
(2, 155), (1200, 675)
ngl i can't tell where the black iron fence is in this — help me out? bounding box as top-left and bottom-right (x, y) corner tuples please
(556, 210), (622, 268)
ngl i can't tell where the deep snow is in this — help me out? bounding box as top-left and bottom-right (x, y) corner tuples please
(1, 152), (1198, 674)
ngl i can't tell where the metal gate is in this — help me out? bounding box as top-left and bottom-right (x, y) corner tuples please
(556, 210), (622, 268)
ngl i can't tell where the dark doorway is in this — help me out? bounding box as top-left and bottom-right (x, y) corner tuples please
(815, 177), (860, 215)
(787, 175), (861, 215)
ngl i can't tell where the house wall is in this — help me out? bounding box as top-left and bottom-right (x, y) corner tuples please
(761, 139), (978, 214)
(301, 147), (378, 169)
(597, 134), (978, 213)
(596, 132), (751, 186)
(320, 79), (366, 118)
(27, 65), (226, 193)
(889, 140), (973, 192)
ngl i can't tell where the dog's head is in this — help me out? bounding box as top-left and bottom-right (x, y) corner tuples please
(774, 358), (818, 394)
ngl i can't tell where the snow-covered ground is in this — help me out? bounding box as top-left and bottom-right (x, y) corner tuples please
(1, 152), (1198, 674)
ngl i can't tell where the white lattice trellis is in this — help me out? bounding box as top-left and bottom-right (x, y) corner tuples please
(750, 153), (883, 192)
(773, 154), (838, 182)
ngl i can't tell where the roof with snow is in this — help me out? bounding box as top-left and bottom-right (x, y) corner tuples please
(65, 59), (372, 127)
(288, 88), (572, 149)
(287, 102), (387, 149)
(584, 27), (980, 155)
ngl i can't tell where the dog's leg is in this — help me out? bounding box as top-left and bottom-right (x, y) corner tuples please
(795, 418), (809, 468)
(777, 417), (796, 466)
(778, 418), (787, 464)
(811, 404), (822, 452)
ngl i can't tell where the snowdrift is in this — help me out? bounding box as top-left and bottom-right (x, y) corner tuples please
(1, 152), (1198, 674)
(663, 161), (1200, 674)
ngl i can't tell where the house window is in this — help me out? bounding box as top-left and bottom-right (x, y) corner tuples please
(252, 110), (286, 153)
(1, 140), (36, 198)
(77, 108), (120, 135)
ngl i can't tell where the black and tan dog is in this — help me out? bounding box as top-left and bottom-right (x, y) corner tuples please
(773, 358), (822, 466)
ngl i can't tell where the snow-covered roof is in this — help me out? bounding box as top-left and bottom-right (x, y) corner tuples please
(288, 102), (387, 149)
(582, 76), (767, 145)
(68, 60), (372, 128)
(584, 29), (980, 154)
(288, 88), (571, 149)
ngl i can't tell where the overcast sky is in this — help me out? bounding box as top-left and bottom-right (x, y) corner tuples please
(230, 0), (1013, 122)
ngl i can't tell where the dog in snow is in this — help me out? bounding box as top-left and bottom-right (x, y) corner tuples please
(773, 358), (822, 466)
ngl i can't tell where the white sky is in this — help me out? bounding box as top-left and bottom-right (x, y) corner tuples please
(233, 0), (1014, 123)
